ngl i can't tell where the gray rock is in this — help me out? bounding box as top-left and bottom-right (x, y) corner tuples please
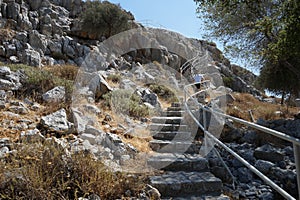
(28, 0), (43, 10)
(0, 78), (19, 90)
(0, 46), (6, 56)
(0, 146), (10, 158)
(89, 73), (112, 99)
(21, 48), (41, 67)
(120, 79), (136, 90)
(254, 160), (275, 174)
(42, 86), (65, 103)
(29, 30), (47, 53)
(81, 133), (97, 145)
(254, 144), (285, 163)
(258, 192), (274, 200)
(40, 108), (72, 134)
(41, 24), (52, 36)
(28, 11), (39, 29)
(0, 66), (11, 76)
(241, 130), (257, 144)
(9, 105), (29, 114)
(237, 167), (253, 183)
(83, 104), (101, 116)
(20, 129), (45, 142)
(5, 43), (16, 57)
(48, 40), (63, 55)
(0, 100), (5, 109)
(16, 32), (28, 43)
(6, 2), (20, 21)
(143, 93), (158, 107)
(214, 93), (235, 104)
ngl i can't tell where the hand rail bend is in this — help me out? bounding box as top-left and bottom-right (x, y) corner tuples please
(183, 82), (300, 200)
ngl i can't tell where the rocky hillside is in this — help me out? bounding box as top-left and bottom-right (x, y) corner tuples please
(1, 0), (300, 199)
(0, 0), (260, 95)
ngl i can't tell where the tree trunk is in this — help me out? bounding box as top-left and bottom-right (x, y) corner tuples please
(281, 91), (285, 105)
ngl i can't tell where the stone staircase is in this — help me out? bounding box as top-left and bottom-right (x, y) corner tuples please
(148, 102), (226, 199)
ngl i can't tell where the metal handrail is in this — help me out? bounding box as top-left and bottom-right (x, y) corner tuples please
(183, 82), (300, 200)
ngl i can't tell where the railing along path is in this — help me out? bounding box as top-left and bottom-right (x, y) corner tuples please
(183, 82), (300, 200)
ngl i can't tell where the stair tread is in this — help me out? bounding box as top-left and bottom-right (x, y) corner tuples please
(152, 116), (184, 120)
(150, 171), (222, 197)
(150, 171), (221, 184)
(150, 139), (194, 144)
(152, 131), (193, 141)
(148, 153), (209, 172)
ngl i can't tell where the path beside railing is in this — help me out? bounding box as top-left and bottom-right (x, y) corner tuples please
(183, 82), (300, 200)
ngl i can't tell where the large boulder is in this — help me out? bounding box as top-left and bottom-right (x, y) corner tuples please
(28, 0), (43, 10)
(254, 144), (285, 163)
(39, 108), (73, 135)
(0, 66), (22, 90)
(42, 86), (65, 103)
(88, 73), (112, 99)
(29, 30), (47, 54)
(6, 2), (20, 21)
(21, 48), (41, 67)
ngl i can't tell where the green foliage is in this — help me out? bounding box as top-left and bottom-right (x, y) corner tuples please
(0, 142), (145, 199)
(223, 76), (234, 88)
(9, 64), (77, 103)
(107, 73), (122, 83)
(148, 83), (178, 103)
(194, 0), (300, 95)
(80, 0), (134, 38)
(103, 89), (151, 118)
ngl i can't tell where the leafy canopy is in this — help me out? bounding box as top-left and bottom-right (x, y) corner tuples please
(194, 0), (300, 95)
(80, 0), (134, 38)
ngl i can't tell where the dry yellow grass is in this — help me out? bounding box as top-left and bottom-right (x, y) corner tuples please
(227, 92), (299, 121)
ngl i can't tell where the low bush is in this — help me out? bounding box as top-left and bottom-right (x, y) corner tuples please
(107, 73), (122, 83)
(103, 89), (151, 118)
(148, 83), (178, 103)
(0, 141), (146, 199)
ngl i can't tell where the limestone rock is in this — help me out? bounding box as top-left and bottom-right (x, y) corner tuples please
(254, 144), (285, 163)
(21, 48), (41, 67)
(40, 108), (72, 135)
(42, 86), (65, 103)
(88, 73), (112, 99)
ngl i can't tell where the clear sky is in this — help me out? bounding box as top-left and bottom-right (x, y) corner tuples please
(107, 0), (208, 41)
(106, 0), (252, 72)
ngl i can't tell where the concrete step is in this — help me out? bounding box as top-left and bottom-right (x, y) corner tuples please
(151, 116), (184, 124)
(171, 102), (182, 107)
(167, 107), (184, 111)
(149, 140), (201, 154)
(148, 153), (209, 172)
(152, 131), (193, 141)
(149, 124), (188, 132)
(161, 194), (230, 200)
(150, 171), (222, 198)
(161, 110), (185, 117)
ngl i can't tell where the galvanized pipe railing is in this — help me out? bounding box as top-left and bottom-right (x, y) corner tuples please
(183, 82), (300, 200)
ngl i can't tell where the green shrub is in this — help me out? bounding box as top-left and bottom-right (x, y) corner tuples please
(9, 64), (76, 103)
(107, 73), (122, 83)
(0, 141), (145, 199)
(103, 89), (151, 118)
(223, 76), (234, 88)
(80, 0), (134, 38)
(148, 83), (178, 103)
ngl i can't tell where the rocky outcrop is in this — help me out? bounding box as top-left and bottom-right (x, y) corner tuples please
(0, 0), (89, 67)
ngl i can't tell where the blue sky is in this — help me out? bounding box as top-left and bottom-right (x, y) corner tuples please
(107, 0), (208, 41)
(107, 0), (255, 73)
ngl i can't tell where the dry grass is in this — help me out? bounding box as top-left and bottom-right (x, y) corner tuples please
(0, 141), (147, 199)
(227, 93), (299, 121)
(0, 28), (16, 42)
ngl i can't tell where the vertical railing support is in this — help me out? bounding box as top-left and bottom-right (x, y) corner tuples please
(294, 143), (300, 200)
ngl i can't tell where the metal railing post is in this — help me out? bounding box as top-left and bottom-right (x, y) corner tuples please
(294, 143), (300, 200)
